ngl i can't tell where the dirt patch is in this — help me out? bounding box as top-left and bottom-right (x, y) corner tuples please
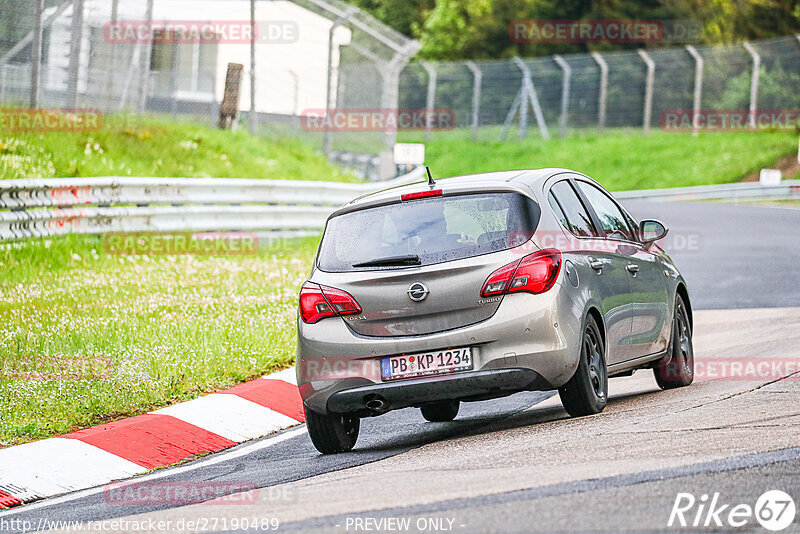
(742, 153), (800, 182)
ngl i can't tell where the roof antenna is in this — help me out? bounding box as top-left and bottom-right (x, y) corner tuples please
(426, 166), (436, 186)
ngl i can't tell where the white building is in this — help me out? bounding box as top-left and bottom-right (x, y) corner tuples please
(42, 0), (387, 115)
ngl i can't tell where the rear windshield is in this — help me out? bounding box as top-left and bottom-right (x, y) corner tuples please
(317, 192), (541, 272)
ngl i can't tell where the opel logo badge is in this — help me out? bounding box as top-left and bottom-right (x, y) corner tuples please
(407, 282), (429, 302)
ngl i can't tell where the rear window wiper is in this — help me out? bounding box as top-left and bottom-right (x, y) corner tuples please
(352, 254), (421, 268)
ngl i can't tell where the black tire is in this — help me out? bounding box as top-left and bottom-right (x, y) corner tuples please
(420, 400), (460, 422)
(304, 405), (359, 454)
(558, 315), (608, 417)
(654, 294), (694, 389)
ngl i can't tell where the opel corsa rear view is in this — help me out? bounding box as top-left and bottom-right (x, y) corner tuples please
(297, 169), (694, 454)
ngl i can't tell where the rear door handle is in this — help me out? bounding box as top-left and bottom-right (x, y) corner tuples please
(589, 258), (603, 271)
(626, 264), (640, 273)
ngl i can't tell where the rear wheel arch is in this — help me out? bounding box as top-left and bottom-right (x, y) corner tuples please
(675, 283), (692, 330)
(586, 306), (606, 353)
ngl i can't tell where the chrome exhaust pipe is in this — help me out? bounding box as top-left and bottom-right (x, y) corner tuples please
(365, 395), (388, 412)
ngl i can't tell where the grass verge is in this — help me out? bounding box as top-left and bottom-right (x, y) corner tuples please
(0, 234), (318, 447)
(0, 114), (356, 181)
(400, 129), (800, 190)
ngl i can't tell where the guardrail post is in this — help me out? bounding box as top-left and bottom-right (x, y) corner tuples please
(553, 55), (571, 138)
(637, 49), (655, 135)
(743, 42), (760, 131)
(591, 52), (608, 132)
(685, 45), (704, 136)
(466, 61), (482, 141)
(422, 61), (437, 141)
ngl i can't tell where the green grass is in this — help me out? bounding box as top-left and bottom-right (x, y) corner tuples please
(0, 234), (319, 447)
(400, 128), (800, 191)
(0, 114), (357, 181)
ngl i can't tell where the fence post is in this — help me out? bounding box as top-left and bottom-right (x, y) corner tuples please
(288, 70), (299, 115)
(66, 0), (84, 109)
(637, 49), (655, 135)
(743, 42), (760, 131)
(169, 44), (179, 121)
(379, 41), (419, 164)
(422, 61), (437, 141)
(249, 0), (257, 134)
(105, 0), (119, 111)
(466, 61), (482, 141)
(553, 55), (571, 138)
(501, 58), (549, 141)
(324, 8), (357, 154)
(137, 0), (154, 113)
(685, 45), (703, 136)
(591, 52), (607, 132)
(30, 0), (44, 109)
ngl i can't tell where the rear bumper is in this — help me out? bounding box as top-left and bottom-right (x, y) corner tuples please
(297, 287), (583, 414)
(325, 368), (552, 416)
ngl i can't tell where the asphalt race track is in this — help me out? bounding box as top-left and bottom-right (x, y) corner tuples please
(2, 200), (800, 533)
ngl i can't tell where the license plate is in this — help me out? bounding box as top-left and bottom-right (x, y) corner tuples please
(381, 348), (473, 382)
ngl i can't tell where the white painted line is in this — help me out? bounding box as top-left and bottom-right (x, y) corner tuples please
(0, 427), (306, 517)
(154, 394), (299, 443)
(266, 367), (297, 385)
(0, 439), (143, 500)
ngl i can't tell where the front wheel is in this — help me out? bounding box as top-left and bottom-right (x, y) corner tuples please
(304, 405), (359, 454)
(420, 400), (459, 422)
(654, 294), (694, 389)
(558, 315), (608, 417)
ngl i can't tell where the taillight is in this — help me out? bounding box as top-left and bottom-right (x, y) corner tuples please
(480, 259), (520, 296)
(299, 282), (362, 324)
(480, 249), (562, 297)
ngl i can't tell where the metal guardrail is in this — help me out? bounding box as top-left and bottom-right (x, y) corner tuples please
(1, 172), (797, 241)
(0, 167), (426, 241)
(615, 180), (800, 202)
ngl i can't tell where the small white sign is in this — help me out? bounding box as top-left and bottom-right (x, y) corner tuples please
(393, 143), (425, 165)
(759, 168), (782, 186)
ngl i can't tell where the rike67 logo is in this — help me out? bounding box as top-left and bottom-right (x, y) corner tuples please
(669, 490), (796, 531)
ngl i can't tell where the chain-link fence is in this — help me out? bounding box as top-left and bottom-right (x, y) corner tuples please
(0, 0), (418, 179)
(398, 34), (800, 142)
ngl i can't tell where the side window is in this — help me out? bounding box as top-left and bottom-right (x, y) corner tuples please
(575, 181), (635, 241)
(549, 180), (597, 237)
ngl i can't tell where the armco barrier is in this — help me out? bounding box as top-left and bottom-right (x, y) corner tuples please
(1, 171), (798, 241)
(615, 180), (800, 202)
(0, 167), (426, 241)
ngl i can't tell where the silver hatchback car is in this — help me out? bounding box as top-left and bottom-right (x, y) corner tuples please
(297, 169), (694, 453)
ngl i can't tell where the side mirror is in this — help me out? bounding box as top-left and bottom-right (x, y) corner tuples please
(640, 219), (668, 244)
